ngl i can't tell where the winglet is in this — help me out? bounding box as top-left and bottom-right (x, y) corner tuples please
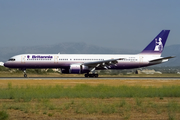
(140, 30), (170, 56)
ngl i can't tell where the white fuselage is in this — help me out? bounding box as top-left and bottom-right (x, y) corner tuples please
(4, 54), (161, 70)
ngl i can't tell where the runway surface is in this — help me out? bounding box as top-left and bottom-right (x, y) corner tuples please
(1, 77), (180, 80)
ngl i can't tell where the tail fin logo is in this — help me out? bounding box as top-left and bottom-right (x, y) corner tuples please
(154, 37), (163, 52)
(140, 30), (170, 55)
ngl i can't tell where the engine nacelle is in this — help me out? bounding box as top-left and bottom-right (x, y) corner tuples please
(61, 64), (89, 74)
(69, 64), (89, 74)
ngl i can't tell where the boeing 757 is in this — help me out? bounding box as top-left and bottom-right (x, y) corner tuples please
(4, 30), (174, 77)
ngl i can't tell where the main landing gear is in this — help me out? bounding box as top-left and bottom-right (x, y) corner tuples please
(85, 68), (99, 78)
(84, 73), (98, 78)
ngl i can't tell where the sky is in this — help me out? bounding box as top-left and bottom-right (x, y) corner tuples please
(0, 0), (180, 50)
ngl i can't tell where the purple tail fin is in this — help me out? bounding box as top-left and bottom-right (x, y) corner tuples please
(140, 30), (170, 55)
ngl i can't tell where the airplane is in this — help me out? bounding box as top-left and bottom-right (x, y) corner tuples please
(4, 30), (175, 78)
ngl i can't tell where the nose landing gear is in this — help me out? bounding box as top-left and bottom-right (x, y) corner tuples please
(22, 69), (27, 78)
(24, 73), (27, 78)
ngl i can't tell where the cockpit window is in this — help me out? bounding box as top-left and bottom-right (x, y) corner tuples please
(8, 58), (15, 61)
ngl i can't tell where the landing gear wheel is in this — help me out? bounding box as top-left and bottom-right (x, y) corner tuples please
(85, 74), (89, 77)
(94, 74), (98, 78)
(84, 73), (99, 78)
(24, 74), (27, 78)
(89, 74), (94, 77)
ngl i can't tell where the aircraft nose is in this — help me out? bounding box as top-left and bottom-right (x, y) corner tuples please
(4, 62), (8, 67)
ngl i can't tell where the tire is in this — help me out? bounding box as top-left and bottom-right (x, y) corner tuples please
(24, 74), (27, 78)
(89, 74), (93, 77)
(95, 74), (98, 78)
(85, 74), (89, 77)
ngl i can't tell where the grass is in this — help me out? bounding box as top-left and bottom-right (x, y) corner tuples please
(1, 79), (180, 89)
(167, 101), (179, 120)
(1, 83), (180, 100)
(135, 98), (143, 106)
(0, 111), (9, 120)
(1, 98), (180, 119)
(0, 79), (180, 119)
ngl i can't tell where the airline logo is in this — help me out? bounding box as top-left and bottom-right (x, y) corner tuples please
(27, 55), (53, 59)
(154, 37), (163, 52)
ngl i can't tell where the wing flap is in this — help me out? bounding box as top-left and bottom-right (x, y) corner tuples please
(82, 58), (124, 68)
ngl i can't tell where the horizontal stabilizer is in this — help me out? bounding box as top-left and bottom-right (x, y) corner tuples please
(149, 56), (175, 63)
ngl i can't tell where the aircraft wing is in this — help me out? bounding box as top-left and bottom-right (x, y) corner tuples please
(149, 56), (175, 63)
(82, 58), (124, 70)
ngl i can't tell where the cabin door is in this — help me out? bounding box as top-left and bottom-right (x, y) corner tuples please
(139, 56), (143, 64)
(54, 56), (59, 63)
(21, 55), (26, 63)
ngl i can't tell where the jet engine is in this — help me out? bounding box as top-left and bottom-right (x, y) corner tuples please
(61, 64), (89, 74)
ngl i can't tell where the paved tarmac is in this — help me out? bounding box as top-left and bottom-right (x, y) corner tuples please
(0, 77), (180, 80)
